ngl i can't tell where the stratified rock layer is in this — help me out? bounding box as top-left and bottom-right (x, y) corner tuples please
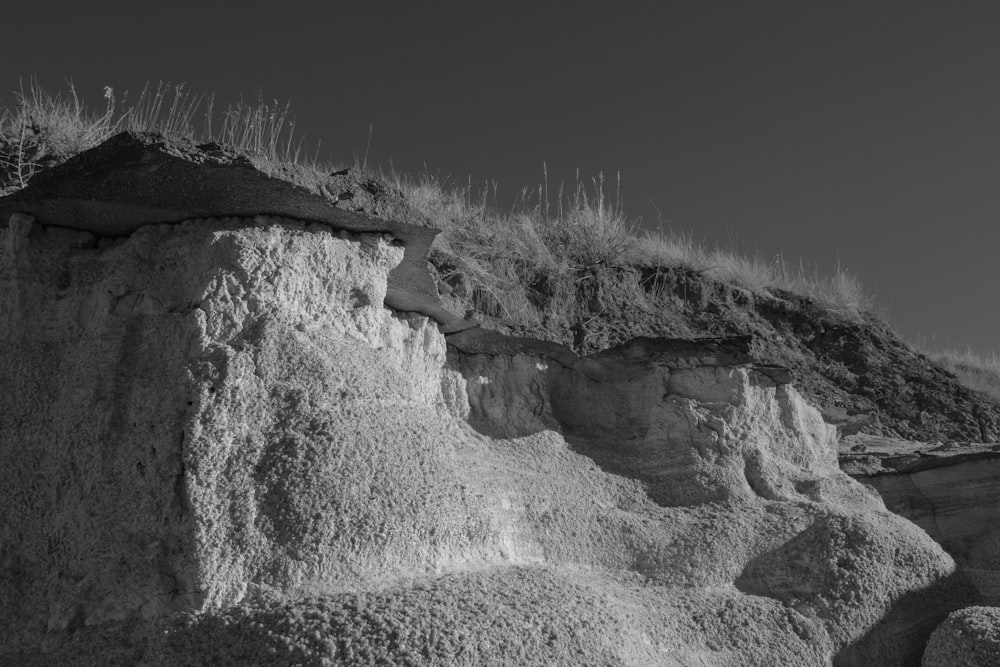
(0, 214), (965, 665)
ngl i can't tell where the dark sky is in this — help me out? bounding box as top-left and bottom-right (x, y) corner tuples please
(3, 1), (999, 354)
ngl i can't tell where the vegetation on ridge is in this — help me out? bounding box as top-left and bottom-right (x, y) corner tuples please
(0, 80), (870, 313)
(913, 344), (1000, 402)
(4, 79), (998, 404)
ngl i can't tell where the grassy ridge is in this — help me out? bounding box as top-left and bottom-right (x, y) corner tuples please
(4, 79), (997, 397)
(0, 80), (869, 314)
(381, 165), (873, 322)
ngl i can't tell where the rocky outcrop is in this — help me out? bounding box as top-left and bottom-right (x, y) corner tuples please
(842, 435), (1000, 605)
(923, 606), (1000, 666)
(0, 130), (474, 334)
(0, 133), (975, 665)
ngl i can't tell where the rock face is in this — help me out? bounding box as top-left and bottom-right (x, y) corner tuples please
(0, 134), (973, 665)
(923, 606), (1000, 666)
(842, 436), (1000, 605)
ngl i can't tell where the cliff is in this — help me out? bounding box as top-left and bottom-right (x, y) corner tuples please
(0, 133), (979, 665)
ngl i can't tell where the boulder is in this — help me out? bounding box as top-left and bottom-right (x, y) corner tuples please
(923, 606), (1000, 666)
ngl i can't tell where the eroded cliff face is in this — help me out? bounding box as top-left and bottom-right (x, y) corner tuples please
(0, 211), (968, 666)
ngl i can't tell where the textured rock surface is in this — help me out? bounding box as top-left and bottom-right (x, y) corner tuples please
(923, 606), (1000, 666)
(842, 435), (1000, 605)
(0, 213), (967, 665)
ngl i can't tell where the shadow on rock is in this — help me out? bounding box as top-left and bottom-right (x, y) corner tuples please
(833, 570), (976, 667)
(735, 510), (976, 667)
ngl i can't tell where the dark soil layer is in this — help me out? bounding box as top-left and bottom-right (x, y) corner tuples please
(443, 262), (1000, 444)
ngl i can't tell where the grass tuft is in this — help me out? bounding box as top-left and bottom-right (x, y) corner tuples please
(0, 78), (119, 191)
(0, 78), (312, 195)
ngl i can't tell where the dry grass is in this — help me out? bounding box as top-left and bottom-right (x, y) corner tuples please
(913, 341), (1000, 401)
(381, 166), (873, 323)
(0, 80), (118, 191)
(0, 78), (311, 195)
(2, 78), (874, 324)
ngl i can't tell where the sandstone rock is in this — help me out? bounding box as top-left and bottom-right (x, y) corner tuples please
(0, 210), (966, 664)
(923, 606), (1000, 666)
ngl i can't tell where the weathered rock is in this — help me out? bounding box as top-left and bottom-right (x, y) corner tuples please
(923, 606), (1000, 666)
(0, 210), (967, 665)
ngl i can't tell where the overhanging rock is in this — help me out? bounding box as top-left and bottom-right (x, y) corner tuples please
(0, 130), (475, 333)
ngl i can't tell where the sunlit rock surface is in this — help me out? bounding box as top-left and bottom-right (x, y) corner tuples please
(0, 212), (967, 664)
